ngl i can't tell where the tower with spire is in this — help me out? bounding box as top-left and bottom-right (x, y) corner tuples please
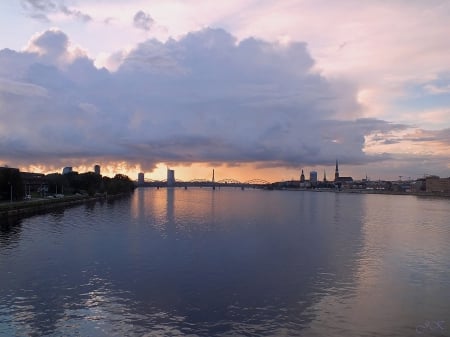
(323, 169), (327, 182)
(334, 160), (339, 182)
(300, 169), (305, 182)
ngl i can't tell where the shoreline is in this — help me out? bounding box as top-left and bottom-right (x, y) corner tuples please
(0, 193), (131, 219)
(281, 187), (450, 198)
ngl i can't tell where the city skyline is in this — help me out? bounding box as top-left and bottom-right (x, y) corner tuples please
(0, 1), (449, 181)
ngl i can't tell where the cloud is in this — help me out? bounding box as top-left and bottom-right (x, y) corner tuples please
(60, 4), (92, 22)
(0, 28), (445, 174)
(0, 78), (48, 97)
(133, 10), (154, 31)
(424, 84), (450, 95)
(27, 29), (69, 57)
(21, 0), (92, 22)
(22, 29), (89, 69)
(21, 0), (57, 12)
(423, 73), (450, 95)
(404, 128), (450, 145)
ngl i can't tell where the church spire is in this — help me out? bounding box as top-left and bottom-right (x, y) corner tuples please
(334, 159), (339, 182)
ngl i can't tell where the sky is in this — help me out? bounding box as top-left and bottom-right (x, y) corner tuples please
(0, 0), (449, 182)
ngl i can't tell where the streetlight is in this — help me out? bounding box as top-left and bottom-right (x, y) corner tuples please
(8, 182), (12, 203)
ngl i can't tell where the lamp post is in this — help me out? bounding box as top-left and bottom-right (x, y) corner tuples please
(8, 182), (12, 203)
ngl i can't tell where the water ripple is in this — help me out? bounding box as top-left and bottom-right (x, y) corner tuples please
(1, 191), (449, 336)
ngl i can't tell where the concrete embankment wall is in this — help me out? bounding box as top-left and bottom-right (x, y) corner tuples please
(0, 195), (111, 218)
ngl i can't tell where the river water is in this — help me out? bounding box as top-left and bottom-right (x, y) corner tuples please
(1, 188), (449, 336)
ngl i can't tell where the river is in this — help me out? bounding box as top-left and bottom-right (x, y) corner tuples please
(1, 188), (449, 336)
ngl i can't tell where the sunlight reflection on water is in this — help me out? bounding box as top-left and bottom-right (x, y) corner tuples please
(1, 189), (449, 336)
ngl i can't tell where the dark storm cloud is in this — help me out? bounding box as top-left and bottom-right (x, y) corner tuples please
(21, 0), (92, 22)
(133, 10), (154, 31)
(0, 28), (420, 170)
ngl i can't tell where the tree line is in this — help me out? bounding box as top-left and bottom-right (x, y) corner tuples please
(0, 167), (135, 201)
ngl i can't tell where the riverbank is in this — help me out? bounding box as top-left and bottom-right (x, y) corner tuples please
(336, 189), (450, 198)
(280, 187), (450, 198)
(0, 193), (130, 218)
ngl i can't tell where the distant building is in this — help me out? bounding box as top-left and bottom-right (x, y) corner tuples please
(336, 176), (354, 183)
(410, 179), (426, 193)
(167, 168), (175, 187)
(310, 171), (318, 186)
(138, 172), (145, 185)
(335, 160), (339, 181)
(94, 165), (101, 175)
(21, 172), (46, 195)
(426, 176), (450, 193)
(300, 169), (305, 182)
(62, 167), (72, 175)
(334, 160), (353, 184)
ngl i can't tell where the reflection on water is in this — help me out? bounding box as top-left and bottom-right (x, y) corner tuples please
(300, 194), (450, 337)
(0, 217), (23, 252)
(1, 189), (450, 336)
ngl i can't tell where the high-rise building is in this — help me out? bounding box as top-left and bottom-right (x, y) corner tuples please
(138, 172), (145, 185)
(300, 169), (305, 182)
(167, 168), (175, 187)
(94, 164), (101, 175)
(310, 171), (318, 186)
(62, 167), (72, 175)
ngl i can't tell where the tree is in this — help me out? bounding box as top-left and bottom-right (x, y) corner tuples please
(0, 167), (24, 201)
(103, 174), (135, 195)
